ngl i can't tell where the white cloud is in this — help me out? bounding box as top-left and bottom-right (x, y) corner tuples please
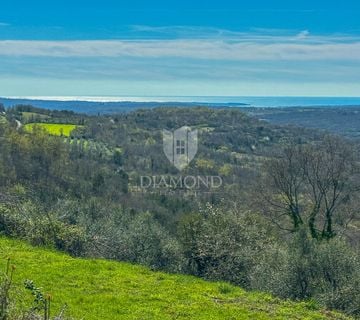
(1, 37), (360, 61)
(296, 30), (310, 39)
(129, 25), (253, 39)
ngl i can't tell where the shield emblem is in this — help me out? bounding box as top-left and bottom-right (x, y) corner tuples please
(163, 126), (198, 171)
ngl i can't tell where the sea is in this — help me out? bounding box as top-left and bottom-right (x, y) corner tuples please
(2, 96), (360, 113)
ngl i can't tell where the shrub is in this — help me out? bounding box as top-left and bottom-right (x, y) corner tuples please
(273, 228), (360, 316)
(0, 203), (87, 257)
(178, 205), (281, 288)
(87, 210), (185, 273)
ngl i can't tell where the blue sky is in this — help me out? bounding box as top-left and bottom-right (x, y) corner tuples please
(1, 0), (360, 97)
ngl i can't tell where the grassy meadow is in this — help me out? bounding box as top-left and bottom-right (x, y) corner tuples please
(24, 123), (81, 137)
(0, 237), (350, 320)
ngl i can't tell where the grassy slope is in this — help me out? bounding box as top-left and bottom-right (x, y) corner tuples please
(23, 123), (80, 137)
(0, 237), (350, 320)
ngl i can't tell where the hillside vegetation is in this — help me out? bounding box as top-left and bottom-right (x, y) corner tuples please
(0, 237), (350, 320)
(0, 104), (359, 318)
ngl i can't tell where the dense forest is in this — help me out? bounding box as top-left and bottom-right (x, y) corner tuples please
(0, 104), (359, 318)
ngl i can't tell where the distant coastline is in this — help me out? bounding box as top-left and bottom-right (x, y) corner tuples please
(2, 95), (360, 106)
(1, 96), (360, 114)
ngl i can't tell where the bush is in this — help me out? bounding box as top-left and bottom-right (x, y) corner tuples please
(0, 202), (87, 257)
(272, 228), (360, 316)
(86, 210), (185, 273)
(178, 205), (282, 288)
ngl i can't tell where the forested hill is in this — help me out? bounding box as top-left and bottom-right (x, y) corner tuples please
(2, 98), (359, 139)
(243, 106), (360, 139)
(0, 104), (326, 216)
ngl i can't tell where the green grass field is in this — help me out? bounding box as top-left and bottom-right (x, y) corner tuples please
(24, 123), (81, 137)
(0, 237), (350, 320)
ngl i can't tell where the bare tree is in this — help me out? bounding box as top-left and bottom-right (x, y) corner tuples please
(261, 136), (359, 240)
